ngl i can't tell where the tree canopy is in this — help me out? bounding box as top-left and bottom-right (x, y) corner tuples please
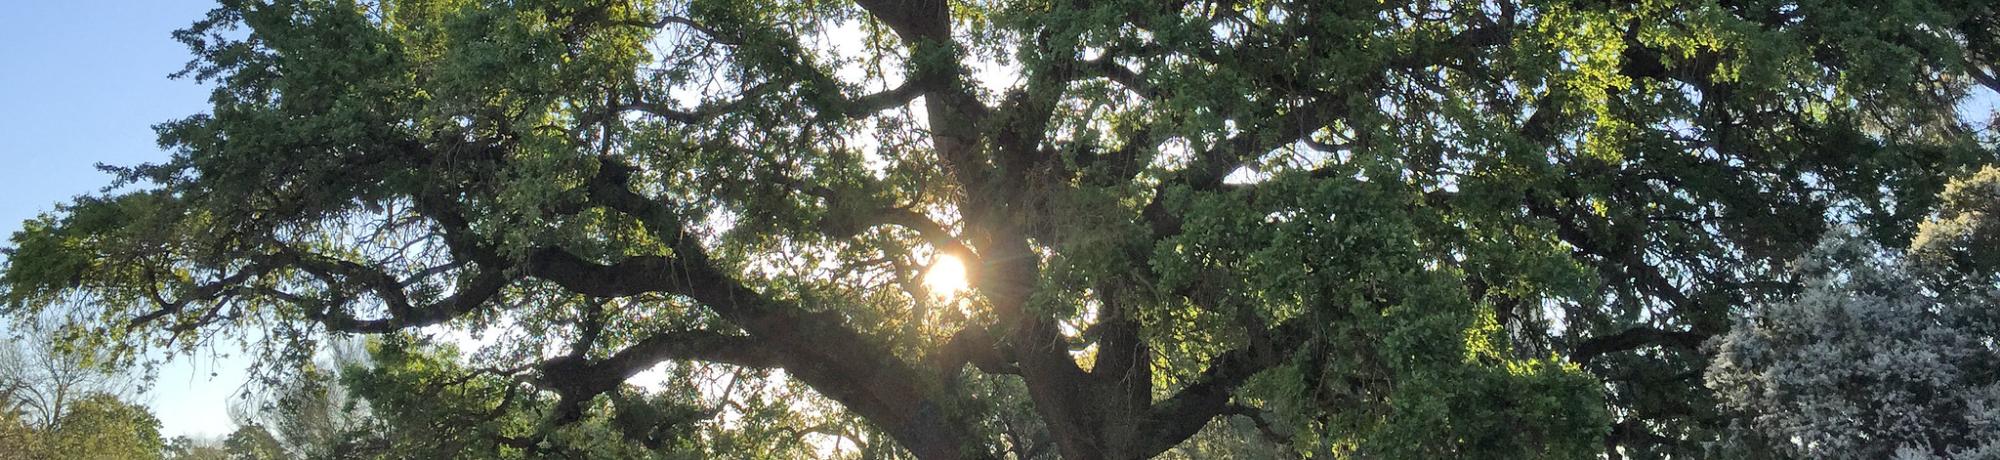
(5, 0), (2000, 458)
(1707, 167), (2000, 459)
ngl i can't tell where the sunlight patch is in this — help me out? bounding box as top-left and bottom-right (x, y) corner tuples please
(923, 253), (970, 297)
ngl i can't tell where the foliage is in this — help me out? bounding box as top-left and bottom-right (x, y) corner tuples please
(42, 393), (164, 460)
(1708, 171), (2000, 459)
(221, 424), (289, 460)
(1913, 165), (2000, 284)
(0, 406), (45, 459)
(3, 0), (1999, 458)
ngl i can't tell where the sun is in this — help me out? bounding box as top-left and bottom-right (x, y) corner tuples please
(923, 253), (970, 297)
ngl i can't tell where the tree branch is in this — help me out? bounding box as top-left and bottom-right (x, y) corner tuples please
(522, 155), (996, 459)
(852, 0), (951, 43)
(1137, 319), (1308, 458)
(931, 325), (1017, 380)
(620, 15), (741, 46)
(1080, 56), (1156, 99)
(263, 244), (513, 334)
(538, 329), (780, 423)
(1570, 326), (1708, 365)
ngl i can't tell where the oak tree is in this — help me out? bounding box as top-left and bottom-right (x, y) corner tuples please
(6, 0), (2000, 458)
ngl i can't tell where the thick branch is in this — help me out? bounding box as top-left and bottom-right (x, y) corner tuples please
(852, 0), (951, 43)
(622, 15), (741, 46)
(539, 329), (780, 422)
(1136, 319), (1307, 458)
(1570, 326), (1708, 365)
(843, 79), (930, 117)
(1080, 56), (1156, 99)
(1964, 61), (2000, 95)
(932, 326), (1018, 379)
(526, 155), (996, 459)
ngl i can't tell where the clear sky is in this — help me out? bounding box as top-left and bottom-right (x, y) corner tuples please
(0, 0), (247, 439)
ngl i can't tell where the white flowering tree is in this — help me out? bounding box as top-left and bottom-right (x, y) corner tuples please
(1709, 168), (2000, 459)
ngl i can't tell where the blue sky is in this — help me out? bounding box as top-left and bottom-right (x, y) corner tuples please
(0, 0), (245, 439)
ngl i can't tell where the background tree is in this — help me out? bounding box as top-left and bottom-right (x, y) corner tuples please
(42, 393), (165, 460)
(163, 435), (229, 460)
(219, 424), (289, 460)
(1708, 169), (2000, 459)
(0, 318), (158, 459)
(0, 391), (166, 460)
(4, 0), (2000, 458)
(0, 317), (137, 432)
(224, 340), (374, 459)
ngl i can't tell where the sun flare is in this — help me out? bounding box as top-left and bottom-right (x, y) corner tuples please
(923, 254), (970, 297)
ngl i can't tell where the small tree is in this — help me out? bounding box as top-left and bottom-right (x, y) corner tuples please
(0, 320), (155, 459)
(220, 424), (289, 460)
(0, 317), (136, 432)
(44, 392), (164, 460)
